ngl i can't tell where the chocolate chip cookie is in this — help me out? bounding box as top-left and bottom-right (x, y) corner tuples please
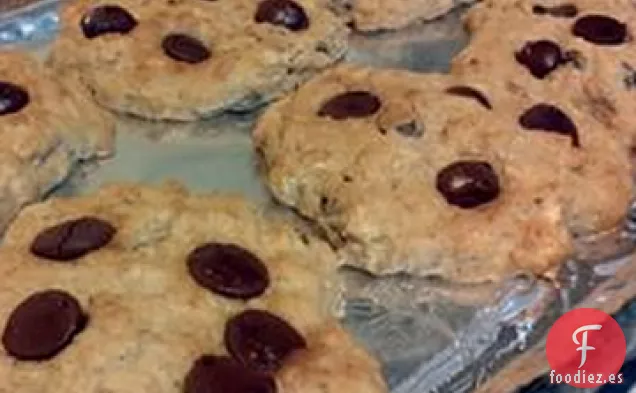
(333, 0), (473, 31)
(452, 0), (636, 148)
(49, 0), (348, 121)
(0, 52), (113, 235)
(0, 183), (387, 393)
(253, 65), (632, 282)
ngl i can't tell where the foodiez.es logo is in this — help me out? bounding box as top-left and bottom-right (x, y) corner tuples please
(546, 308), (626, 388)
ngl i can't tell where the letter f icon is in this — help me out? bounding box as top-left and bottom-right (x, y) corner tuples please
(573, 324), (603, 368)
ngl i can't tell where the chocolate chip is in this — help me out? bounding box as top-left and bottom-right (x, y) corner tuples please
(0, 82), (29, 115)
(2, 290), (87, 360)
(436, 161), (500, 209)
(317, 91), (381, 120)
(187, 243), (270, 300)
(80, 5), (137, 39)
(515, 40), (566, 79)
(225, 309), (306, 373)
(621, 62), (636, 90)
(162, 34), (211, 64)
(563, 49), (586, 70)
(30, 217), (116, 261)
(572, 15), (627, 45)
(519, 104), (580, 147)
(185, 355), (276, 393)
(395, 120), (424, 138)
(445, 86), (492, 109)
(319, 196), (329, 211)
(255, 0), (309, 31)
(315, 41), (330, 54)
(532, 4), (578, 18)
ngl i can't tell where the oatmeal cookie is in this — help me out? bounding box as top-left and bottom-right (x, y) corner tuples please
(452, 0), (636, 147)
(0, 52), (113, 234)
(253, 65), (632, 281)
(0, 183), (386, 393)
(49, 0), (348, 121)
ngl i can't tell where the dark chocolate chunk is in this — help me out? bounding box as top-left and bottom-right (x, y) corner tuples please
(162, 34), (211, 64)
(436, 161), (500, 209)
(255, 0), (309, 31)
(80, 5), (137, 39)
(187, 243), (270, 300)
(445, 86), (492, 109)
(185, 355), (276, 393)
(532, 4), (578, 18)
(2, 290), (87, 361)
(572, 14), (627, 45)
(30, 217), (116, 261)
(225, 309), (306, 373)
(515, 40), (566, 79)
(519, 103), (580, 147)
(0, 82), (29, 115)
(317, 91), (381, 120)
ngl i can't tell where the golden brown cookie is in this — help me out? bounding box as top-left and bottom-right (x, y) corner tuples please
(0, 52), (113, 235)
(452, 0), (636, 148)
(253, 65), (632, 282)
(49, 0), (348, 121)
(0, 183), (387, 393)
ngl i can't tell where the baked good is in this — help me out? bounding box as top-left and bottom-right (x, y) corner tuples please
(0, 183), (387, 393)
(48, 0), (348, 121)
(333, 0), (474, 32)
(451, 0), (636, 147)
(0, 52), (113, 234)
(253, 65), (632, 282)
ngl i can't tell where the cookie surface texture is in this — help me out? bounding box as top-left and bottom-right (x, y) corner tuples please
(0, 52), (113, 235)
(253, 65), (632, 282)
(49, 0), (348, 120)
(452, 0), (636, 147)
(0, 183), (387, 393)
